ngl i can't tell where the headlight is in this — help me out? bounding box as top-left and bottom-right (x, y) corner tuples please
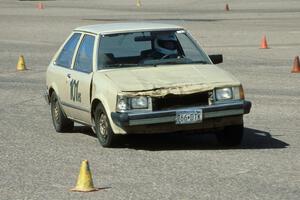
(215, 86), (244, 101)
(215, 88), (233, 100)
(130, 96), (148, 109)
(116, 95), (149, 112)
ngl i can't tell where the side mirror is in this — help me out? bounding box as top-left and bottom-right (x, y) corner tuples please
(209, 54), (223, 64)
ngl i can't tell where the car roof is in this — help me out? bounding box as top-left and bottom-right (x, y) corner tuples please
(74, 22), (183, 35)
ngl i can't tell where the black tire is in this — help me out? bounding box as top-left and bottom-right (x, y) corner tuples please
(50, 92), (74, 132)
(216, 124), (244, 146)
(94, 103), (115, 147)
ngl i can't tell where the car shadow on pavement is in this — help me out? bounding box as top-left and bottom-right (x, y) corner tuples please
(71, 125), (96, 136)
(72, 126), (289, 151)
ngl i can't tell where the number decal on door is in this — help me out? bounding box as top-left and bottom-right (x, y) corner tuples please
(70, 79), (81, 102)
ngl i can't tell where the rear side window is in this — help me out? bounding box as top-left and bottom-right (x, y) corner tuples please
(74, 34), (95, 73)
(55, 33), (81, 68)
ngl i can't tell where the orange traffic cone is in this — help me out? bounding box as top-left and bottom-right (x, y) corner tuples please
(291, 56), (300, 73)
(36, 2), (44, 10)
(260, 35), (269, 49)
(225, 4), (230, 11)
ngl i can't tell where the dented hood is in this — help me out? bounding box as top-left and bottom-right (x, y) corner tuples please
(101, 64), (241, 97)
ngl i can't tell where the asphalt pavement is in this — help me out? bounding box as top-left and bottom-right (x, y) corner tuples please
(0, 0), (299, 199)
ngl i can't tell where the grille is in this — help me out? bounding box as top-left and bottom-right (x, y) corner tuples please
(152, 91), (210, 111)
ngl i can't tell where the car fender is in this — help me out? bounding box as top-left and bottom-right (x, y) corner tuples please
(91, 72), (126, 134)
(48, 82), (60, 98)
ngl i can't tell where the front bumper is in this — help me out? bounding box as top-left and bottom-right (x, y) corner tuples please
(111, 100), (251, 127)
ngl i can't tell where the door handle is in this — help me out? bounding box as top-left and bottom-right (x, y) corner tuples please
(66, 73), (72, 84)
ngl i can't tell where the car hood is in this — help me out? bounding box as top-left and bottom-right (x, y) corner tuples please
(100, 64), (241, 97)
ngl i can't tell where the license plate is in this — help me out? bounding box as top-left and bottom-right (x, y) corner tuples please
(175, 110), (203, 124)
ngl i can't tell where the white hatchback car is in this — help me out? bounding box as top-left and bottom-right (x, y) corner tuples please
(45, 22), (251, 147)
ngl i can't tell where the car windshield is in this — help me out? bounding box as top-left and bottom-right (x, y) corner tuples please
(97, 30), (211, 69)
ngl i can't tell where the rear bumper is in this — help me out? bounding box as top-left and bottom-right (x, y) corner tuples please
(111, 100), (251, 127)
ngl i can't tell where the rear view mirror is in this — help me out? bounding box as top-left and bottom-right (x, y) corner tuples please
(209, 54), (223, 64)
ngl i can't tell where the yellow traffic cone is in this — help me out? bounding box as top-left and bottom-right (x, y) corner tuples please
(71, 160), (99, 192)
(136, 0), (141, 8)
(16, 55), (26, 71)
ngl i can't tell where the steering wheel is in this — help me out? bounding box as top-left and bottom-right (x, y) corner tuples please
(160, 54), (170, 60)
(160, 54), (178, 60)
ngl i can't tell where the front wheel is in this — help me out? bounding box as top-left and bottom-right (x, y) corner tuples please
(94, 104), (115, 147)
(216, 125), (244, 146)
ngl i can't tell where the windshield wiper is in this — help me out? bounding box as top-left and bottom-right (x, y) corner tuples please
(104, 63), (138, 68)
(143, 57), (192, 66)
(188, 61), (209, 64)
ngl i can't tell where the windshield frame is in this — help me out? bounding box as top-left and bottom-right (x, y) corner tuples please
(181, 30), (212, 64)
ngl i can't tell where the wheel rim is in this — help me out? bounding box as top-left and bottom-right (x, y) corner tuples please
(99, 113), (108, 138)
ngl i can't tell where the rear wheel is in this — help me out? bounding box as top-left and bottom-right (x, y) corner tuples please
(50, 92), (74, 132)
(216, 124), (244, 146)
(94, 103), (115, 147)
